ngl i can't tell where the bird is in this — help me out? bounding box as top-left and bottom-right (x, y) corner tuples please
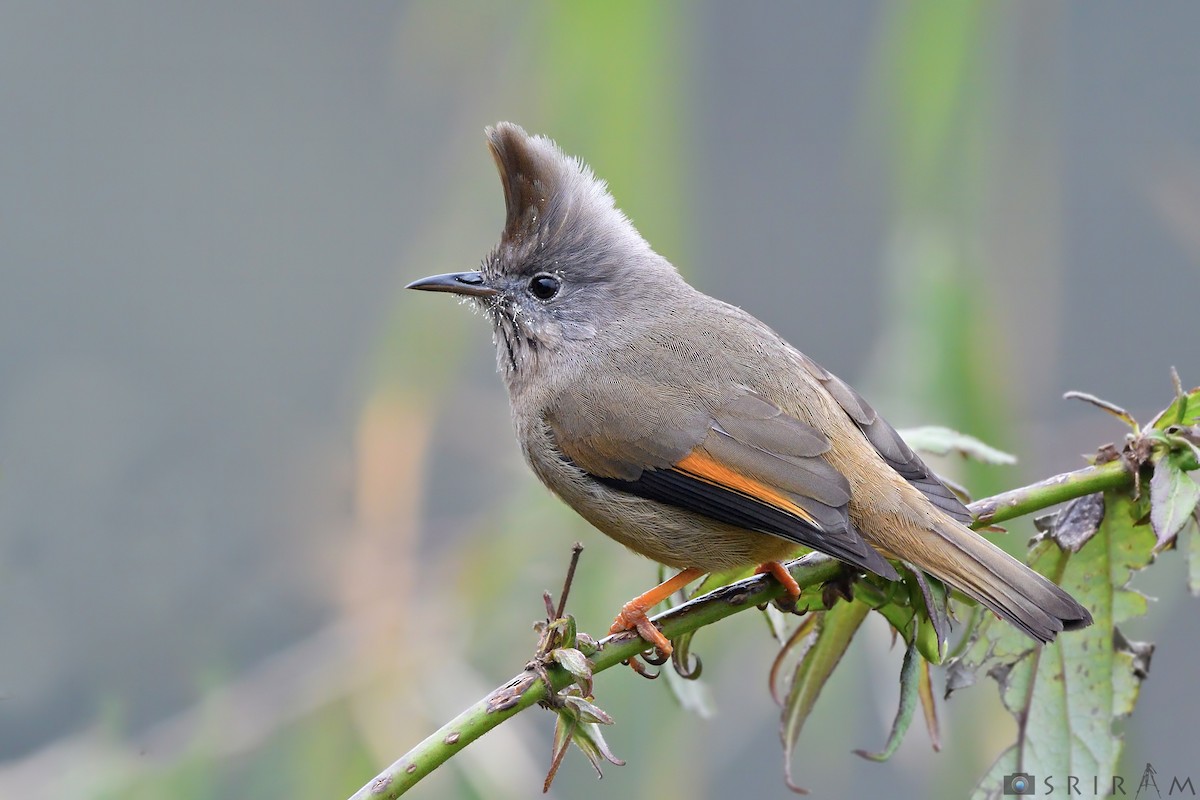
(407, 122), (1092, 655)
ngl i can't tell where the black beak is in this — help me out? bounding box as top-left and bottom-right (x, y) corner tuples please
(405, 271), (499, 298)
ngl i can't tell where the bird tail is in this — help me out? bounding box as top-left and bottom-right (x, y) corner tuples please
(917, 519), (1092, 643)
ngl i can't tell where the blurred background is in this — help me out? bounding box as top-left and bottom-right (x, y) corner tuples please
(3, 2), (1199, 798)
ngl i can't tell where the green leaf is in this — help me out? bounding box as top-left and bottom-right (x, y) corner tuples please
(1149, 450), (1200, 549)
(536, 614), (577, 652)
(769, 614), (818, 706)
(973, 746), (1021, 800)
(907, 567), (949, 662)
(551, 647), (593, 696)
(544, 694), (624, 791)
(567, 719), (625, 777)
(543, 708), (577, 792)
(853, 639), (921, 762)
(1148, 383), (1200, 430)
(560, 694), (614, 726)
(779, 599), (871, 792)
(857, 566), (948, 663)
(958, 491), (1157, 798)
(898, 425), (1017, 465)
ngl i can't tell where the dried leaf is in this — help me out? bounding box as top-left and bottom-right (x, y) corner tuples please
(1063, 390), (1140, 431)
(943, 656), (976, 697)
(1113, 628), (1154, 689)
(897, 425), (1017, 465)
(1036, 493), (1105, 552)
(917, 657), (941, 751)
(543, 710), (577, 792)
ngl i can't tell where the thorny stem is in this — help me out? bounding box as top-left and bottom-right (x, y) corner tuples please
(350, 554), (845, 800)
(347, 453), (1175, 800)
(969, 460), (1129, 527)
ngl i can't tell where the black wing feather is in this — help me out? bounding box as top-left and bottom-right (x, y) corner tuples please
(594, 468), (898, 579)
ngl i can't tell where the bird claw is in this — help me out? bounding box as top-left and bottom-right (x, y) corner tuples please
(641, 646), (670, 666)
(610, 607), (674, 657)
(755, 560), (803, 613)
(610, 606), (674, 675)
(624, 655), (661, 679)
(821, 566), (859, 608)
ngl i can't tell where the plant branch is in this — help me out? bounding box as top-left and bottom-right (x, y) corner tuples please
(349, 455), (1164, 799)
(349, 554), (844, 799)
(969, 459), (1130, 527)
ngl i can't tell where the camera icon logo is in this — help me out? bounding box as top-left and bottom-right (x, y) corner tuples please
(1003, 772), (1036, 795)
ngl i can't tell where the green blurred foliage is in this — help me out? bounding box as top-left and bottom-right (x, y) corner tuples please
(42, 2), (1175, 799)
(869, 0), (1016, 501)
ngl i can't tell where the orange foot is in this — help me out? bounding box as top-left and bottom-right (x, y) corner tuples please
(609, 567), (705, 657)
(755, 561), (802, 602)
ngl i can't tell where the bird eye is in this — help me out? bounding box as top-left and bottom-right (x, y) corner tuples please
(528, 273), (561, 300)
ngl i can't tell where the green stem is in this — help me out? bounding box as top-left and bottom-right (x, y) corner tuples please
(349, 457), (1141, 799)
(350, 555), (843, 799)
(968, 459), (1129, 527)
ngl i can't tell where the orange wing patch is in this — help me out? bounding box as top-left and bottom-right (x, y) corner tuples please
(674, 450), (820, 529)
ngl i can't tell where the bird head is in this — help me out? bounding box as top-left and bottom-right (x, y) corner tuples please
(407, 122), (679, 388)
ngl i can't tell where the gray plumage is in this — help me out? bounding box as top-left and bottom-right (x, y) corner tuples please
(408, 122), (1092, 644)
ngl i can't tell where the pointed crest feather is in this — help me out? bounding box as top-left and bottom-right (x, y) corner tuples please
(484, 122), (623, 247)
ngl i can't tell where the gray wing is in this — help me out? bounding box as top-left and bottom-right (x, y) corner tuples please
(552, 391), (899, 579)
(802, 358), (973, 525)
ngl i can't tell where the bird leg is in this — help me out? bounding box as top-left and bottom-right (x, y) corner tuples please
(755, 561), (802, 598)
(610, 567), (704, 657)
(755, 561), (802, 611)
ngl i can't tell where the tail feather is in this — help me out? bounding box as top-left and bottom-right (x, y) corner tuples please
(922, 520), (1092, 644)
